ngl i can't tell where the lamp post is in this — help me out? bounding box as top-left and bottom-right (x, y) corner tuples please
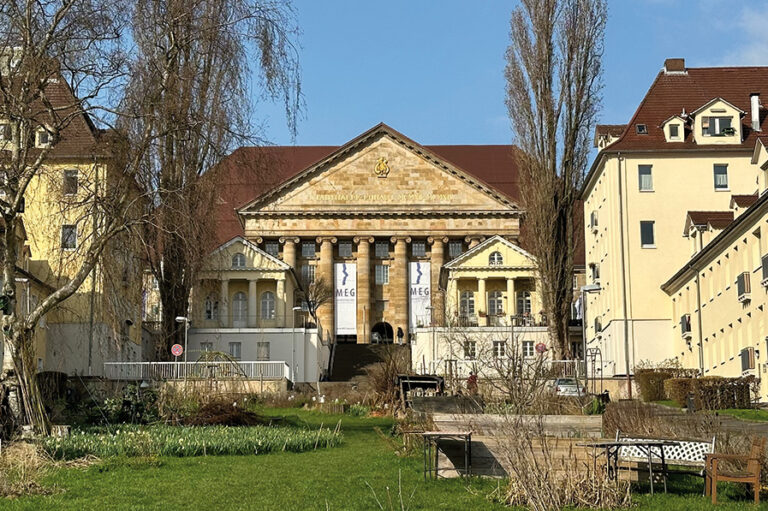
(175, 316), (189, 380)
(292, 306), (302, 382)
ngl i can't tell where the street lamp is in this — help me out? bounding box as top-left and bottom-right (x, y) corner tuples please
(291, 306), (302, 382)
(175, 316), (190, 380)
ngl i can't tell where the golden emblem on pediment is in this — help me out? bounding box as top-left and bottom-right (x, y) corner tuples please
(374, 157), (390, 178)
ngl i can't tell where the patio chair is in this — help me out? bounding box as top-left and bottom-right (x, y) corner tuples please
(704, 436), (766, 505)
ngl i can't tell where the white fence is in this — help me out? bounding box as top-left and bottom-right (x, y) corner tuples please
(104, 361), (291, 382)
(420, 359), (586, 380)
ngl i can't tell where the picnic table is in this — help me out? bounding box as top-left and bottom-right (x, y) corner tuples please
(421, 431), (472, 480)
(578, 439), (680, 494)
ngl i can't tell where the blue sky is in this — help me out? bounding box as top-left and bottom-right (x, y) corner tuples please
(253, 0), (768, 147)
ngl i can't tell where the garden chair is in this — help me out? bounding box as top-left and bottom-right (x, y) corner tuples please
(704, 436), (766, 505)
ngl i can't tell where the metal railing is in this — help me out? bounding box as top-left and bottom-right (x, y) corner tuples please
(104, 361), (291, 382)
(422, 358), (586, 380)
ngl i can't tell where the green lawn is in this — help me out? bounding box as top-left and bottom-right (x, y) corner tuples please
(717, 408), (768, 422)
(3, 408), (767, 510)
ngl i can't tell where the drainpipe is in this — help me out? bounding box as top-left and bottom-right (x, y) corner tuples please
(617, 153), (633, 398)
(694, 230), (705, 375)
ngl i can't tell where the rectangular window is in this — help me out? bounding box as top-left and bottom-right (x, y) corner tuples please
(463, 341), (477, 360)
(522, 341), (534, 358)
(301, 242), (316, 258)
(36, 129), (50, 147)
(61, 225), (77, 249)
(412, 241), (426, 257)
(741, 347), (755, 372)
(669, 124), (680, 139)
(638, 165), (653, 191)
(590, 263), (600, 283)
(448, 240), (463, 259)
(200, 342), (213, 352)
(338, 241), (353, 258)
(229, 342), (242, 360)
(256, 341), (270, 361)
(264, 241), (279, 257)
(301, 264), (315, 284)
(493, 341), (506, 359)
(714, 164), (728, 190)
(702, 116), (733, 137)
(375, 241), (389, 259)
(0, 123), (10, 140)
(375, 264), (389, 285)
(640, 221), (655, 248)
(63, 170), (78, 195)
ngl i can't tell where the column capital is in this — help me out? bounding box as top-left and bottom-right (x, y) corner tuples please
(353, 236), (375, 244)
(316, 236), (338, 244)
(390, 236), (412, 244)
(427, 236), (449, 245)
(253, 237), (264, 244)
(477, 276), (487, 282)
(279, 236), (300, 244)
(248, 277), (260, 283)
(465, 235), (486, 244)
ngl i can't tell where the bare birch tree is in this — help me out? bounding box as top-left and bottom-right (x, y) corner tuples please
(0, 0), (146, 433)
(505, 0), (606, 359)
(124, 0), (302, 359)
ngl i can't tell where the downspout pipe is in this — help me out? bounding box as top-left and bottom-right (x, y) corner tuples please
(617, 152), (633, 398)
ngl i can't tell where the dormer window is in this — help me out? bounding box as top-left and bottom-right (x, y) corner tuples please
(701, 116), (733, 137)
(669, 124), (680, 140)
(636, 124), (648, 134)
(36, 128), (51, 148)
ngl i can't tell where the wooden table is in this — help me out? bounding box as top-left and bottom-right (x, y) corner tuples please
(422, 431), (472, 480)
(578, 439), (680, 494)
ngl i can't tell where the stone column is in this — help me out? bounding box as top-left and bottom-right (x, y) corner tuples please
(477, 277), (487, 326)
(247, 279), (258, 328)
(276, 278), (286, 327)
(220, 279), (230, 328)
(506, 278), (516, 320)
(428, 237), (447, 326)
(280, 237), (299, 269)
(465, 236), (485, 249)
(316, 237), (337, 342)
(391, 236), (411, 342)
(354, 237), (373, 343)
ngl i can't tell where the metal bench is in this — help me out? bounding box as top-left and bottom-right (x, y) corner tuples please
(616, 430), (715, 477)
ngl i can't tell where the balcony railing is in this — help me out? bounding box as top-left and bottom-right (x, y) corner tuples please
(104, 361), (291, 382)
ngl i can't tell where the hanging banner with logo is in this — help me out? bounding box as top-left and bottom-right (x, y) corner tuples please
(409, 261), (431, 330)
(334, 262), (357, 335)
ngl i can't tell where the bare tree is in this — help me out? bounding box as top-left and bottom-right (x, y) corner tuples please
(505, 0), (606, 359)
(124, 0), (302, 359)
(0, 0), (144, 433)
(295, 274), (331, 329)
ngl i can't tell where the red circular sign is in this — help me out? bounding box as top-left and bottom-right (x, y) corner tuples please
(171, 344), (183, 357)
(535, 342), (547, 354)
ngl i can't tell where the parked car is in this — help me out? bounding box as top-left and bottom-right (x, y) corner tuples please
(548, 377), (586, 397)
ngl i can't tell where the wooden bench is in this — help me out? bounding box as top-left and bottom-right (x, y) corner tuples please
(616, 430), (715, 478)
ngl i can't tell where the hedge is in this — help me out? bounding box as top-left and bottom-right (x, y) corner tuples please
(635, 367), (699, 402)
(664, 376), (755, 410)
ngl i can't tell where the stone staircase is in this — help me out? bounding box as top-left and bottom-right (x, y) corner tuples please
(329, 343), (410, 382)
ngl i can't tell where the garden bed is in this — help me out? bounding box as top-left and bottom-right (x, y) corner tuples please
(40, 424), (342, 460)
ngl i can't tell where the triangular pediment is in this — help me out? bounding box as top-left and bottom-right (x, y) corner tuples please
(445, 235), (536, 269)
(239, 124), (519, 214)
(203, 237), (289, 272)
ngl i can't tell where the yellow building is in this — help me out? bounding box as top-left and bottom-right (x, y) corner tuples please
(2, 75), (144, 377)
(581, 58), (768, 378)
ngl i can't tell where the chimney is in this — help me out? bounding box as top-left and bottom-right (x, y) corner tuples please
(664, 58), (686, 74)
(751, 93), (761, 132)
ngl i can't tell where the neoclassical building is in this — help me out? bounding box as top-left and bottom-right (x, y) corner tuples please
(209, 123), (532, 346)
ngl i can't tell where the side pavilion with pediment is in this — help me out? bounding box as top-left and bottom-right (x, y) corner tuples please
(233, 123), (524, 345)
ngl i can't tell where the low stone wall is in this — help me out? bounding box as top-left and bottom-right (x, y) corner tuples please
(433, 413), (603, 438)
(161, 378), (289, 396)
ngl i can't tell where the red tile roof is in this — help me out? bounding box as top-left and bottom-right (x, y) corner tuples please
(606, 65), (768, 152)
(595, 124), (627, 138)
(686, 210), (734, 230)
(731, 193), (759, 208)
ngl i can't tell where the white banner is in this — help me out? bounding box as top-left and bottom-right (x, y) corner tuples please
(409, 261), (431, 330)
(334, 262), (357, 336)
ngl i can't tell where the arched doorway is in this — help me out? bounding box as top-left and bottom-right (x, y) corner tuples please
(371, 322), (394, 344)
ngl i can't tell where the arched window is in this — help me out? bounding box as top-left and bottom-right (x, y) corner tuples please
(488, 290), (504, 316)
(232, 252), (246, 268)
(516, 291), (531, 316)
(261, 291), (276, 319)
(460, 290), (475, 317)
(232, 291), (247, 326)
(489, 251), (503, 266)
(204, 296), (219, 320)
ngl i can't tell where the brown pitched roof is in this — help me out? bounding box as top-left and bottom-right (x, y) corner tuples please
(731, 193), (759, 208)
(605, 65), (768, 152)
(686, 210), (734, 230)
(595, 124), (627, 138)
